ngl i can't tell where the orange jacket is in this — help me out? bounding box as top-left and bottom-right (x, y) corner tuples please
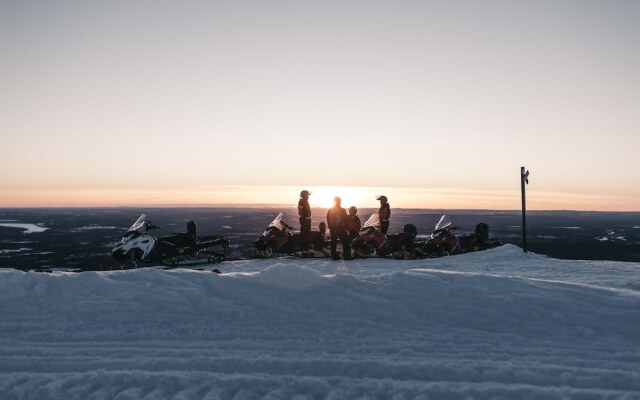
(378, 203), (391, 221)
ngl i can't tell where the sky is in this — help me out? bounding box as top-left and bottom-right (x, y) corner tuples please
(1, 0), (639, 210)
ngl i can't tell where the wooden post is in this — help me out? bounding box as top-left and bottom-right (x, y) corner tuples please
(521, 166), (528, 253)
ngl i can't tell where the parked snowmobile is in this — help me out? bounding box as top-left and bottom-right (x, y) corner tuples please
(416, 215), (461, 256)
(351, 214), (385, 257)
(254, 213), (326, 257)
(458, 222), (502, 253)
(351, 214), (418, 258)
(416, 215), (502, 256)
(112, 214), (229, 267)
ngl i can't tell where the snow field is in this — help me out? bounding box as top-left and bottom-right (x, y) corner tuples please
(1, 245), (639, 399)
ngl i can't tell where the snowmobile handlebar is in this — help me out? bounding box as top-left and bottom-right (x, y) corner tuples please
(145, 222), (160, 231)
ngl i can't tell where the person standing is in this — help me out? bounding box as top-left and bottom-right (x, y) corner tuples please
(377, 195), (391, 234)
(327, 196), (350, 260)
(298, 190), (312, 246)
(345, 206), (361, 242)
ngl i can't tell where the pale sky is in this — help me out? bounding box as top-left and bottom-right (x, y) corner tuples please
(1, 1), (639, 210)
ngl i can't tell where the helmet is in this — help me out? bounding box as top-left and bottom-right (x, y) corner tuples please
(300, 190), (311, 197)
(349, 206), (357, 214)
(376, 195), (388, 202)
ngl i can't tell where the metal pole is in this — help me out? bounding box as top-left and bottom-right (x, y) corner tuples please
(521, 166), (527, 253)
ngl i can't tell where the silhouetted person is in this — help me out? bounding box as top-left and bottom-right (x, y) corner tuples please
(298, 190), (312, 247)
(469, 223), (490, 247)
(327, 196), (351, 260)
(172, 220), (197, 251)
(186, 220), (197, 249)
(377, 195), (391, 234)
(346, 206), (361, 242)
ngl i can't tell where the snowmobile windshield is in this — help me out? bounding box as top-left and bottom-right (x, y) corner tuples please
(434, 215), (452, 231)
(268, 212), (285, 231)
(362, 214), (381, 229)
(127, 214), (147, 232)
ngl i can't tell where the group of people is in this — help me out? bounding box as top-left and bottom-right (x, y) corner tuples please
(297, 190), (391, 260)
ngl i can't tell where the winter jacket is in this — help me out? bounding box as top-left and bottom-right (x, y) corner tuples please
(378, 203), (391, 221)
(346, 215), (362, 233)
(327, 207), (348, 230)
(298, 199), (311, 219)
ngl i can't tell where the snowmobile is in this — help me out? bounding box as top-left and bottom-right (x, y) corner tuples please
(351, 214), (418, 258)
(458, 222), (502, 253)
(253, 212), (326, 257)
(112, 214), (229, 268)
(416, 215), (502, 257)
(416, 215), (461, 256)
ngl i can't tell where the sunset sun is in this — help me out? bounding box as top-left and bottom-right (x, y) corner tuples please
(308, 186), (370, 209)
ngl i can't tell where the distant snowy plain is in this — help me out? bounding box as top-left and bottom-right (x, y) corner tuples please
(1, 245), (639, 399)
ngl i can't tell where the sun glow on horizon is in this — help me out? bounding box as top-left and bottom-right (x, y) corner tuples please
(1, 185), (639, 212)
(308, 186), (371, 209)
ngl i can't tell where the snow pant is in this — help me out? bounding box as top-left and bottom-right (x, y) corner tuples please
(330, 227), (351, 259)
(300, 217), (311, 248)
(380, 220), (389, 235)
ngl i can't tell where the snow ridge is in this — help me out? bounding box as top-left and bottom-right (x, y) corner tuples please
(1, 247), (639, 399)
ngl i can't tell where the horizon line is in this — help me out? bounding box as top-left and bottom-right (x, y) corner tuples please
(2, 204), (640, 213)
(3, 185), (639, 212)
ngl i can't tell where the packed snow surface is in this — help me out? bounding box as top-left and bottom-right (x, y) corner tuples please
(1, 245), (640, 400)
